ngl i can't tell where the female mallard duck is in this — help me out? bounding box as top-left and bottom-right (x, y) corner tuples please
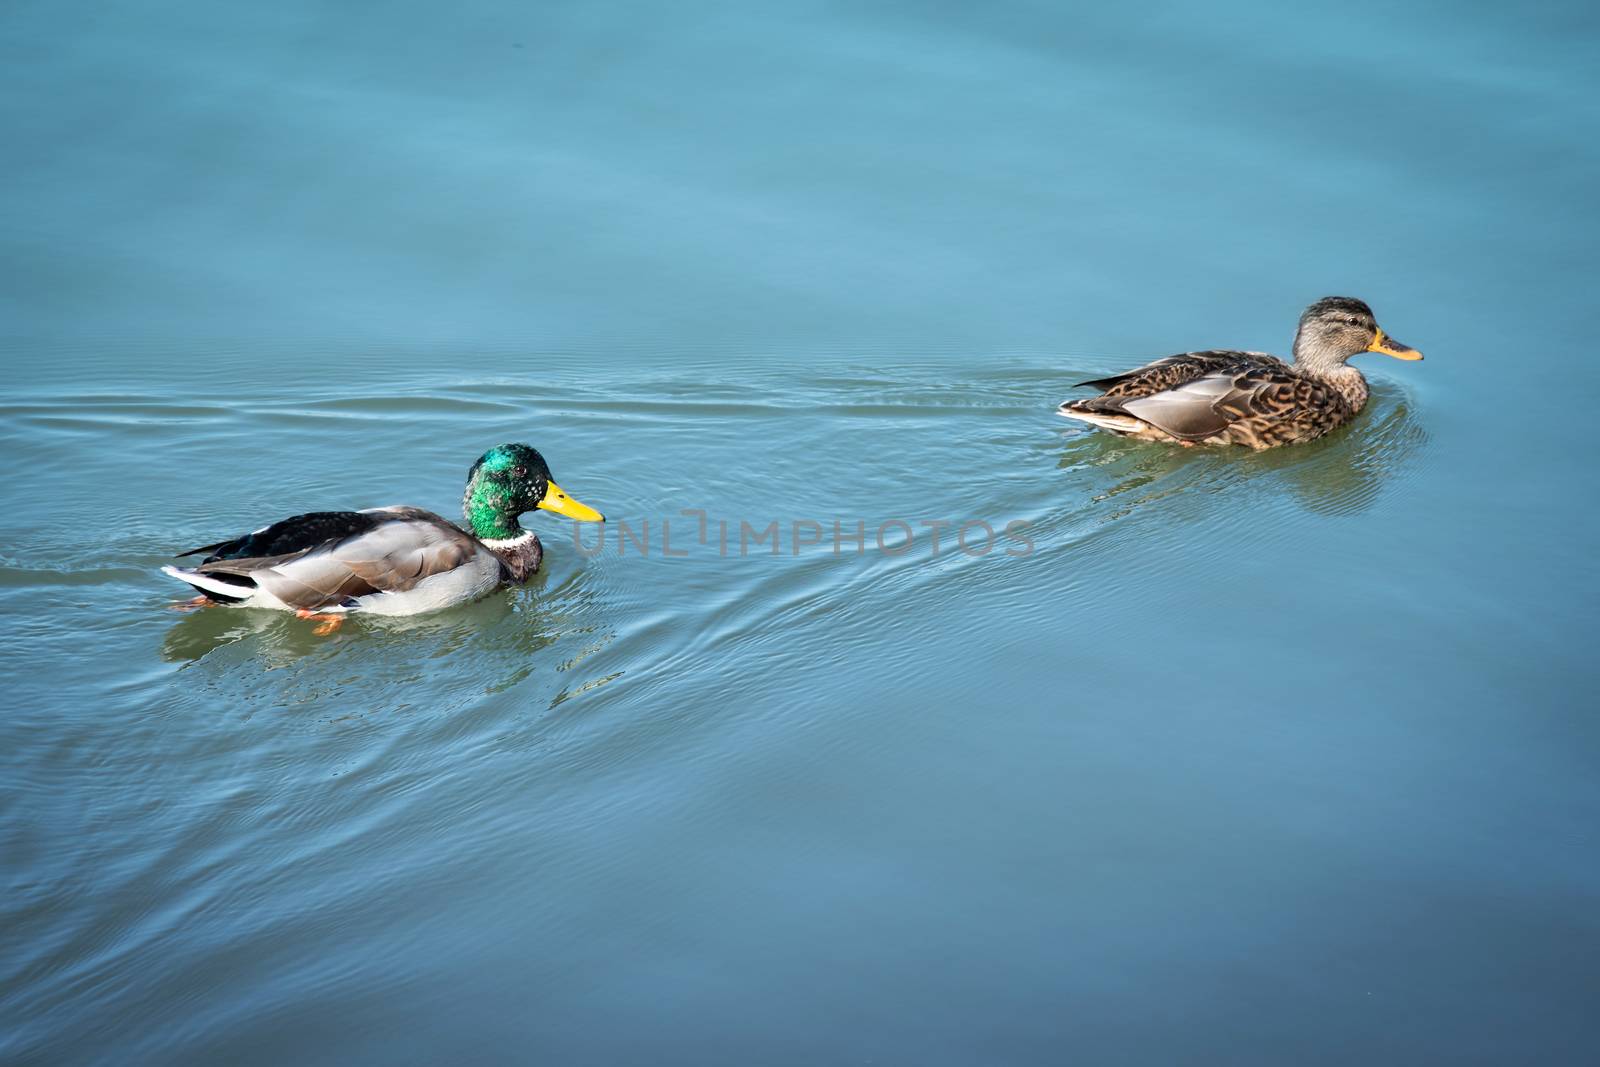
(1057, 297), (1422, 449)
(161, 443), (603, 631)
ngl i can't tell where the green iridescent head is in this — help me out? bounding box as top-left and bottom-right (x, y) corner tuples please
(462, 443), (604, 542)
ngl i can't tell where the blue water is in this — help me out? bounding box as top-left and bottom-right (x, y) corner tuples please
(3, 1), (1597, 1063)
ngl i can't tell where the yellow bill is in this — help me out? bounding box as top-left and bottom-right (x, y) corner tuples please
(537, 481), (605, 522)
(1367, 326), (1423, 361)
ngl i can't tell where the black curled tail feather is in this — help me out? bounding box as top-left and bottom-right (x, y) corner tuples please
(1075, 372), (1140, 391)
(1061, 395), (1133, 415)
(175, 537), (243, 559)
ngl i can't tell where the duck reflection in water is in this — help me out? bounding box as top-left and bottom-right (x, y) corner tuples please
(1058, 384), (1427, 519)
(159, 565), (609, 705)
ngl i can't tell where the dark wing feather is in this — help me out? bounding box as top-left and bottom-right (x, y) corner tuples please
(177, 511), (387, 562)
(1076, 351), (1279, 397)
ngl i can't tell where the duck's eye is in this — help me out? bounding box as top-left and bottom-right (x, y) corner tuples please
(1346, 317), (1360, 326)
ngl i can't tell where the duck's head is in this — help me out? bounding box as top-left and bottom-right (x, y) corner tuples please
(1292, 297), (1422, 370)
(463, 442), (604, 542)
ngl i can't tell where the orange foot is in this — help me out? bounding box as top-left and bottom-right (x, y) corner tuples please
(168, 595), (214, 612)
(295, 609), (347, 635)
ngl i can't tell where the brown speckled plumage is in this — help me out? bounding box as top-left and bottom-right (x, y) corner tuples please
(1058, 297), (1421, 451)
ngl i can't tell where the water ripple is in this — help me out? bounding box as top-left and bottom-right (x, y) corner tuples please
(1, 357), (1439, 1064)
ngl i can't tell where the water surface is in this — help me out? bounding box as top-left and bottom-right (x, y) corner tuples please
(2, 1), (1597, 1063)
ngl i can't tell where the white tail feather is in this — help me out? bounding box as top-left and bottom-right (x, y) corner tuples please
(161, 565), (256, 601)
(1055, 407), (1143, 433)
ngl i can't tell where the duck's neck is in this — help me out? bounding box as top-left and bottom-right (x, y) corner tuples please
(460, 505), (521, 550)
(460, 473), (543, 582)
(462, 474), (526, 542)
(1291, 335), (1369, 413)
(1292, 356), (1369, 413)
(464, 501), (541, 582)
(465, 504), (523, 543)
(485, 529), (542, 583)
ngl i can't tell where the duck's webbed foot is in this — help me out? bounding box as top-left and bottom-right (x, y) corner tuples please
(296, 609), (347, 635)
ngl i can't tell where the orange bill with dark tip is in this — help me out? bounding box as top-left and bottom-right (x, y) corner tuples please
(1367, 326), (1423, 361)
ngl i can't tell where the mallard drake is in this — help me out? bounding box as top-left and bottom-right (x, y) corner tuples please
(1057, 297), (1422, 449)
(161, 443), (603, 631)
